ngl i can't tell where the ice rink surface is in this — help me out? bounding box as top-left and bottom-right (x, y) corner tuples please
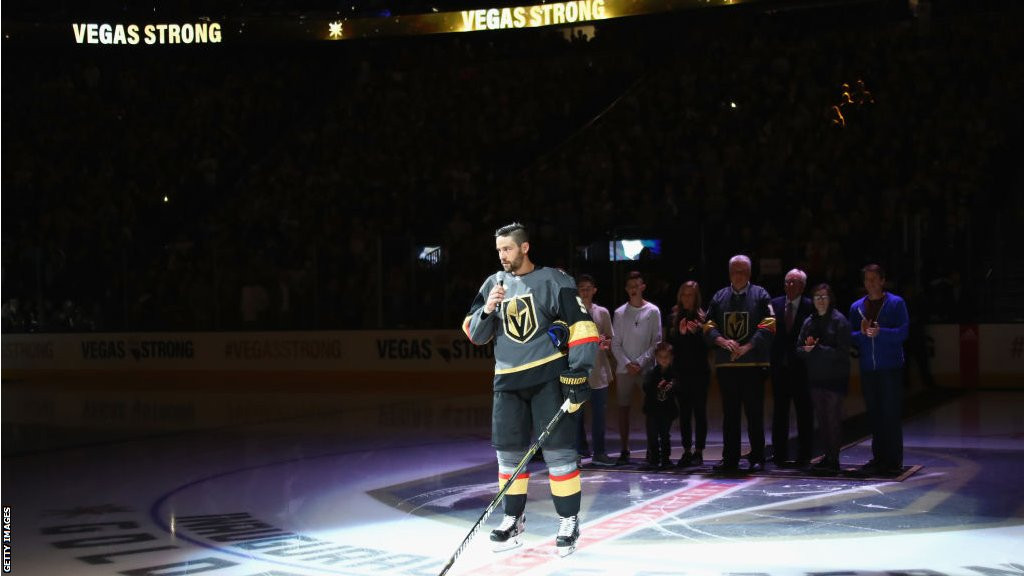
(2, 380), (1022, 576)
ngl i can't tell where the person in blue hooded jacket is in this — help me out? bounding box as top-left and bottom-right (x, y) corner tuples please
(849, 264), (909, 476)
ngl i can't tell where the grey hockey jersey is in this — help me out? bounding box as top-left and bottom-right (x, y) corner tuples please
(463, 267), (599, 391)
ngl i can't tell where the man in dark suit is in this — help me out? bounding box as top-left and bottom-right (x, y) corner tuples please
(770, 268), (815, 467)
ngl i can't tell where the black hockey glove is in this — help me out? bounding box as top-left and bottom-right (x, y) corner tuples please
(547, 320), (569, 353)
(559, 371), (591, 413)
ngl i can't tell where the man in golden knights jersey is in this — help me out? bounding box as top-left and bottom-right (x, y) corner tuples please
(463, 222), (599, 556)
(703, 254), (776, 473)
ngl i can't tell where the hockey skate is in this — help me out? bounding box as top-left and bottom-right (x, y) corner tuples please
(555, 515), (579, 557)
(490, 513), (525, 552)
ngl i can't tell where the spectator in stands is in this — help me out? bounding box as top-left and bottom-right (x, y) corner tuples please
(2, 7), (1018, 332)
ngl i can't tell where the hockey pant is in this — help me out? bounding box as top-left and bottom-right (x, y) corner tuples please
(493, 381), (581, 518)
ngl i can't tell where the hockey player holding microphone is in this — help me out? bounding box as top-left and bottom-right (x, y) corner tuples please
(462, 222), (599, 557)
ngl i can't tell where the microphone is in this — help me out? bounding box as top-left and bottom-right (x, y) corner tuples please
(496, 271), (506, 313)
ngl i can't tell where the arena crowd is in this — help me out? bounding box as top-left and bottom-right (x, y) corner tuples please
(2, 0), (1021, 333)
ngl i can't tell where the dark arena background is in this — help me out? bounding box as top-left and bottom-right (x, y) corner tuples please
(2, 1), (1023, 575)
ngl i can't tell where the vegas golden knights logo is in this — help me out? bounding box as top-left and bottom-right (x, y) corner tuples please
(503, 294), (539, 343)
(724, 311), (749, 341)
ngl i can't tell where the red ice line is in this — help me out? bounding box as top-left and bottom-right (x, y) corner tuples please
(461, 478), (750, 575)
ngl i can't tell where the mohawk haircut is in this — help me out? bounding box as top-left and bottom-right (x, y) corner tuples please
(495, 222), (529, 246)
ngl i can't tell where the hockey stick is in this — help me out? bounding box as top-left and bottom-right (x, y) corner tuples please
(437, 397), (573, 576)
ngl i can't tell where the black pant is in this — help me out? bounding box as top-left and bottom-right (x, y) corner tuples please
(811, 387), (843, 462)
(861, 368), (904, 468)
(674, 371), (709, 452)
(771, 363), (814, 462)
(717, 366), (767, 464)
(645, 412), (674, 462)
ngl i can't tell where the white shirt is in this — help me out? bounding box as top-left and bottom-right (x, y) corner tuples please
(611, 301), (662, 374)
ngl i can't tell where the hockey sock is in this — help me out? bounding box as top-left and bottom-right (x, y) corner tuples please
(499, 472), (529, 516)
(549, 469), (581, 518)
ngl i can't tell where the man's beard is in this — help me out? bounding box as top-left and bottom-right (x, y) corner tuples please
(504, 256), (524, 274)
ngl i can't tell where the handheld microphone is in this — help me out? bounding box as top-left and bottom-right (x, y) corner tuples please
(496, 271), (506, 314)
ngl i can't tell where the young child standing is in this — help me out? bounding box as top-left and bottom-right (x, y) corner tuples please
(641, 342), (679, 470)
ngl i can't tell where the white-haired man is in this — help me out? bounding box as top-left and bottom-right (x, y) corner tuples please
(703, 255), (775, 473)
(769, 268), (815, 467)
